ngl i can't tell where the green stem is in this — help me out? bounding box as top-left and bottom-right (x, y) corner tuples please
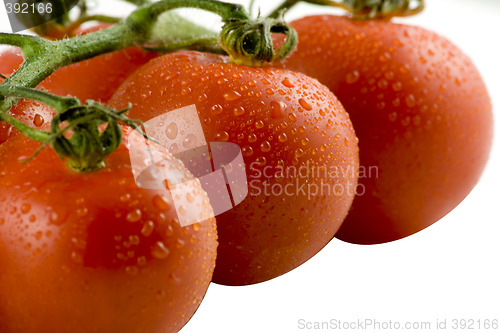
(144, 37), (224, 54)
(0, 0), (246, 112)
(268, 0), (300, 18)
(67, 14), (122, 30)
(268, 0), (425, 19)
(0, 85), (80, 113)
(121, 0), (153, 6)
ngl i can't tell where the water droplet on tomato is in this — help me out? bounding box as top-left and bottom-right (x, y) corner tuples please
(210, 104), (223, 115)
(125, 266), (138, 276)
(405, 94), (416, 108)
(392, 82), (403, 91)
(169, 143), (179, 154)
(126, 209), (142, 223)
(233, 106), (245, 116)
(242, 146), (253, 157)
(71, 251), (83, 263)
(281, 78), (294, 88)
(49, 212), (62, 225)
(295, 149), (304, 158)
(384, 71), (395, 80)
(141, 221), (155, 237)
(288, 113), (297, 122)
(76, 208), (88, 217)
(379, 52), (391, 62)
(255, 120), (264, 129)
(166, 122), (178, 140)
(248, 133), (257, 142)
(260, 141), (271, 153)
(129, 235), (140, 245)
(346, 70), (360, 84)
(278, 133), (288, 142)
(153, 195), (170, 211)
(151, 241), (170, 259)
(120, 193), (131, 202)
(181, 87), (191, 95)
(183, 134), (197, 148)
(176, 239), (185, 249)
(298, 98), (313, 111)
(215, 131), (229, 142)
(223, 90), (241, 101)
(21, 203), (31, 214)
(134, 256), (146, 267)
(271, 101), (286, 118)
(378, 79), (388, 89)
(33, 114), (44, 127)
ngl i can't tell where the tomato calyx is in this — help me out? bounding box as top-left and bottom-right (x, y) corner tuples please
(45, 101), (141, 173)
(220, 16), (297, 66)
(0, 84), (146, 172)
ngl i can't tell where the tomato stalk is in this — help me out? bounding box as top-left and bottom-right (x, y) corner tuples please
(268, 0), (425, 19)
(0, 0), (297, 111)
(0, 0), (298, 172)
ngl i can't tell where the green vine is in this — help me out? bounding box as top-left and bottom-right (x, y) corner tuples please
(0, 0), (298, 172)
(268, 0), (425, 19)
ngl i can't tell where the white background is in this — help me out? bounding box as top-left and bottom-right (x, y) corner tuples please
(1, 1), (499, 332)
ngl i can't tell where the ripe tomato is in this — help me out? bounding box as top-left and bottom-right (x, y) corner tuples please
(109, 51), (359, 285)
(278, 15), (493, 244)
(0, 24), (156, 144)
(0, 129), (217, 333)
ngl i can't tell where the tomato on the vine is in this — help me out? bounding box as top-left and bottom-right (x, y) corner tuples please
(0, 127), (217, 333)
(278, 15), (493, 244)
(109, 50), (359, 285)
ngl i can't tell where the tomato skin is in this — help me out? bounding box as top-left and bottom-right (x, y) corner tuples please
(0, 24), (156, 144)
(279, 15), (494, 244)
(109, 51), (359, 285)
(0, 131), (217, 333)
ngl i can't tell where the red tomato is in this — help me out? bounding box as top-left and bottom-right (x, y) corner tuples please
(0, 24), (156, 144)
(278, 15), (493, 244)
(109, 51), (359, 285)
(0, 128), (217, 333)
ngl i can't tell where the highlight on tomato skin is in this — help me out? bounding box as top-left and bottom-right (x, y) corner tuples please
(278, 15), (494, 244)
(0, 129), (218, 333)
(108, 50), (360, 286)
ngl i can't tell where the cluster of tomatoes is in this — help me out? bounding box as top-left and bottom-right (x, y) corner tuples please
(0, 13), (492, 333)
